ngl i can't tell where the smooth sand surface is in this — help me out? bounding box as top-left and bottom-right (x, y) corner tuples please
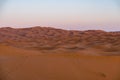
(0, 44), (120, 80)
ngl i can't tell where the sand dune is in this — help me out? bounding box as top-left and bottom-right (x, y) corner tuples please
(0, 27), (120, 80)
(0, 26), (120, 56)
(0, 55), (120, 80)
(0, 44), (120, 80)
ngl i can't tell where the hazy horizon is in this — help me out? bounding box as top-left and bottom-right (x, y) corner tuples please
(0, 0), (120, 31)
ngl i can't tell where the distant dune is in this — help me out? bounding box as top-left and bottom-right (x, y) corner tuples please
(0, 26), (120, 56)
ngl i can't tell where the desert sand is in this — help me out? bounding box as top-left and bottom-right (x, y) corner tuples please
(0, 27), (120, 80)
(0, 44), (120, 80)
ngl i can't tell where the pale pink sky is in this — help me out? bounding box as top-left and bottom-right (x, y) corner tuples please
(0, 0), (120, 31)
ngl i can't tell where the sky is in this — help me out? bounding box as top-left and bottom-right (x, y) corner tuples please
(0, 0), (120, 31)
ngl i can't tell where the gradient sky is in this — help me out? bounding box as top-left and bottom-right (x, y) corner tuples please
(0, 0), (120, 31)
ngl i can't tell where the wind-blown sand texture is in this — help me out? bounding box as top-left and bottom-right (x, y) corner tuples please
(0, 27), (120, 55)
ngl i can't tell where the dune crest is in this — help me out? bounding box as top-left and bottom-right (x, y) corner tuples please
(0, 26), (120, 56)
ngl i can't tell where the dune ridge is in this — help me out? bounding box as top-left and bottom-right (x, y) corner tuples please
(0, 26), (120, 56)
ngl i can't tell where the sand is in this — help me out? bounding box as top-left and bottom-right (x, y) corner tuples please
(0, 44), (120, 80)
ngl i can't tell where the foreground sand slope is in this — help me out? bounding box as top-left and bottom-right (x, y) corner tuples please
(0, 45), (120, 80)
